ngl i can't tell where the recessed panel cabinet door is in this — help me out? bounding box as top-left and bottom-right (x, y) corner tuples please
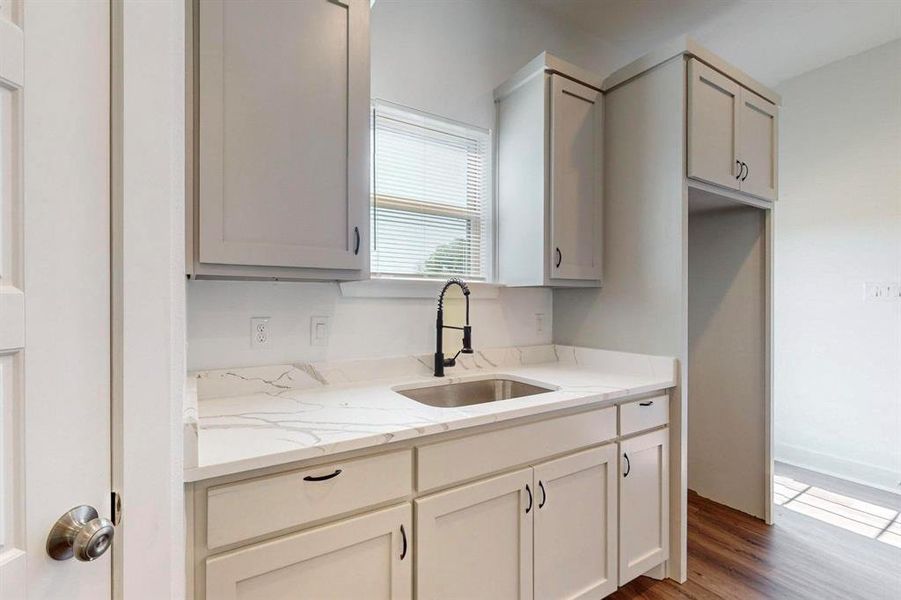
(738, 89), (778, 201)
(205, 504), (412, 600)
(549, 74), (603, 282)
(687, 58), (741, 191)
(534, 445), (618, 600)
(415, 468), (533, 600)
(198, 0), (368, 270)
(619, 428), (669, 585)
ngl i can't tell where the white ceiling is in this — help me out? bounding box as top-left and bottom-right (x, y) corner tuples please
(534, 0), (901, 86)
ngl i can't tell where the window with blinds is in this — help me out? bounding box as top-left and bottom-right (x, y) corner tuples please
(371, 102), (491, 280)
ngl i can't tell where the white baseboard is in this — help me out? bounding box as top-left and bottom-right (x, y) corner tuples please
(775, 443), (901, 495)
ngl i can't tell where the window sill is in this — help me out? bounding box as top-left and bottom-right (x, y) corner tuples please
(338, 277), (503, 299)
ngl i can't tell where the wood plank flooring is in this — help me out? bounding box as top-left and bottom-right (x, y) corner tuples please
(610, 491), (901, 600)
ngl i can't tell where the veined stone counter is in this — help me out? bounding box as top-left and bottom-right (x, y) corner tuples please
(184, 345), (676, 482)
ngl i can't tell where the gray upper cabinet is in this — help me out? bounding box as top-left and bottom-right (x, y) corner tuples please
(687, 58), (778, 202)
(190, 0), (370, 280)
(738, 89), (778, 201)
(496, 54), (603, 288)
(549, 75), (604, 282)
(687, 59), (741, 191)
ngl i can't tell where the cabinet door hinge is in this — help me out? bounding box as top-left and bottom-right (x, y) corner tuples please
(111, 491), (123, 526)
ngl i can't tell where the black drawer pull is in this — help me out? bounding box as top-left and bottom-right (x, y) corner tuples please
(353, 227), (361, 255)
(400, 524), (407, 560)
(538, 480), (546, 509)
(555, 247), (562, 268)
(525, 484), (533, 513)
(623, 453), (631, 477)
(303, 469), (342, 482)
(639, 401), (654, 407)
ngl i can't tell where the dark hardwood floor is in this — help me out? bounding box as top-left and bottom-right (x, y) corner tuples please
(610, 491), (901, 600)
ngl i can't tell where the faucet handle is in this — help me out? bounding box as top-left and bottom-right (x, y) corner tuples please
(462, 325), (473, 353)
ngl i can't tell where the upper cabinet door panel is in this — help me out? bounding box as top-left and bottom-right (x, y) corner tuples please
(549, 74), (603, 282)
(198, 0), (369, 270)
(739, 89), (778, 201)
(687, 58), (741, 191)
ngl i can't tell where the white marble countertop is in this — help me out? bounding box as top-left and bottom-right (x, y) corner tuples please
(184, 345), (676, 482)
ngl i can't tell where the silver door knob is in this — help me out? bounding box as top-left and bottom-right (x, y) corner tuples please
(47, 505), (115, 561)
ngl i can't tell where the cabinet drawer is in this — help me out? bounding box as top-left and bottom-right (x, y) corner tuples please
(206, 449), (412, 550)
(619, 395), (669, 436)
(206, 503), (412, 600)
(416, 406), (616, 492)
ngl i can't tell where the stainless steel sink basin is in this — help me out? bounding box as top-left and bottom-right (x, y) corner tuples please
(395, 377), (555, 408)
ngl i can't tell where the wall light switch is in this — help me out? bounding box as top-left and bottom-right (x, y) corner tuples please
(311, 316), (330, 347)
(535, 313), (545, 334)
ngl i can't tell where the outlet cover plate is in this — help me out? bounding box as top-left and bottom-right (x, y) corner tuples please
(251, 317), (270, 348)
(311, 316), (330, 347)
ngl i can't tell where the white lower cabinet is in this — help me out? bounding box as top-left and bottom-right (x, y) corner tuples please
(205, 503), (412, 600)
(618, 428), (669, 586)
(534, 445), (618, 600)
(415, 468), (534, 600)
(193, 406), (673, 600)
(415, 445), (620, 600)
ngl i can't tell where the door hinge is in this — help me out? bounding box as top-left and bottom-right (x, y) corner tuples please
(111, 491), (123, 526)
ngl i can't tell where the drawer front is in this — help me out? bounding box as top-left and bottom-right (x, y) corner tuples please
(417, 406), (616, 493)
(619, 395), (669, 436)
(207, 449), (412, 550)
(206, 503), (412, 600)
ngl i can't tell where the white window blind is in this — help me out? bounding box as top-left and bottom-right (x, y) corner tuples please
(371, 102), (491, 280)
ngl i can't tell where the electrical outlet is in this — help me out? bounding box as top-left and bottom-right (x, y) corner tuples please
(865, 282), (901, 301)
(250, 317), (270, 348)
(311, 316), (330, 347)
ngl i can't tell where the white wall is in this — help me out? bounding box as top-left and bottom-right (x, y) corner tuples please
(775, 39), (901, 491)
(188, 282), (551, 370)
(188, 0), (620, 371)
(370, 0), (625, 130)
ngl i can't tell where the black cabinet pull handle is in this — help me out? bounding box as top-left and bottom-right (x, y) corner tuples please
(639, 400), (654, 407)
(735, 159), (742, 180)
(400, 524), (407, 560)
(538, 481), (546, 508)
(303, 469), (342, 482)
(741, 162), (749, 181)
(353, 227), (361, 255)
(525, 484), (533, 513)
(555, 247), (562, 268)
(623, 453), (631, 477)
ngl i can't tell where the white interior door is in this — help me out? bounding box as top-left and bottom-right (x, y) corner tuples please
(0, 1), (112, 598)
(533, 445), (618, 600)
(549, 74), (603, 282)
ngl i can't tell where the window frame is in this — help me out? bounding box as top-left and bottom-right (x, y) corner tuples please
(369, 99), (495, 282)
